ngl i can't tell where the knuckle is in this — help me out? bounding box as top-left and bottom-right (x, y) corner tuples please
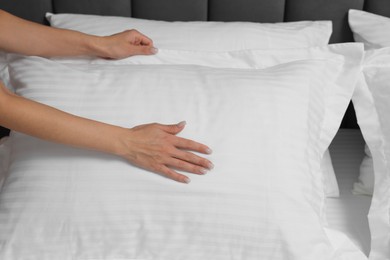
(182, 152), (196, 164)
(151, 161), (163, 172)
(184, 152), (202, 165)
(175, 159), (188, 169)
(166, 146), (177, 156)
(200, 158), (210, 167)
(190, 165), (202, 174)
(181, 138), (192, 147)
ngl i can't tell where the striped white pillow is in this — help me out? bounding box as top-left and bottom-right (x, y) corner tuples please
(348, 9), (390, 197)
(352, 47), (390, 260)
(349, 9), (390, 50)
(46, 12), (332, 51)
(0, 45), (364, 259)
(54, 44), (351, 198)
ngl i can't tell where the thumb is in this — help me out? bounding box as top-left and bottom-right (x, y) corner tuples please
(161, 121), (186, 135)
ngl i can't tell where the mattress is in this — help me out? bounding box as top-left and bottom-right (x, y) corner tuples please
(326, 129), (371, 256)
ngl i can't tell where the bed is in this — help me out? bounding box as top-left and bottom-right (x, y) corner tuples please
(0, 1), (389, 260)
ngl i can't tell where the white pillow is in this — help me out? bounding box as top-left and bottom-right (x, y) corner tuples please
(0, 44), (364, 259)
(54, 44), (343, 198)
(91, 45), (350, 198)
(352, 47), (390, 260)
(46, 12), (332, 51)
(348, 9), (390, 196)
(349, 9), (390, 50)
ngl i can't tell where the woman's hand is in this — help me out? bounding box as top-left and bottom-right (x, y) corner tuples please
(116, 121), (213, 184)
(97, 29), (158, 59)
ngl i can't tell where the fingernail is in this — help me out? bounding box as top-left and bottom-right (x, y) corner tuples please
(151, 47), (158, 54)
(178, 121), (186, 127)
(206, 148), (213, 154)
(184, 177), (191, 184)
(200, 168), (208, 175)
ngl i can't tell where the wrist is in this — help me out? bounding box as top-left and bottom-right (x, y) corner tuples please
(110, 126), (134, 159)
(84, 35), (108, 58)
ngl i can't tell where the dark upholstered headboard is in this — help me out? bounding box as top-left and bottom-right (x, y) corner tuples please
(0, 0), (389, 138)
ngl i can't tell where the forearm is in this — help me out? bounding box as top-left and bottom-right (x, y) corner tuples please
(0, 85), (123, 155)
(0, 84), (213, 183)
(0, 10), (103, 57)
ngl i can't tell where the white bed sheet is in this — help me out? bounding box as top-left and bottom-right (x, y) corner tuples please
(327, 129), (371, 256)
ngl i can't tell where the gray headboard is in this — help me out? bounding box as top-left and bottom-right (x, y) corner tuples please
(0, 0), (389, 138)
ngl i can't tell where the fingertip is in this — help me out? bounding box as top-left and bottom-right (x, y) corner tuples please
(137, 46), (157, 56)
(174, 174), (191, 184)
(143, 47), (158, 55)
(177, 121), (186, 128)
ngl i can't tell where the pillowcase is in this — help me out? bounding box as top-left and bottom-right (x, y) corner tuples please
(348, 9), (390, 196)
(108, 46), (345, 198)
(349, 9), (390, 50)
(0, 44), (364, 259)
(46, 12), (332, 51)
(55, 44), (343, 197)
(352, 47), (390, 260)
(91, 45), (350, 198)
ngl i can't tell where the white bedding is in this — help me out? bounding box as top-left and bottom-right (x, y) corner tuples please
(326, 129), (371, 255)
(0, 6), (387, 259)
